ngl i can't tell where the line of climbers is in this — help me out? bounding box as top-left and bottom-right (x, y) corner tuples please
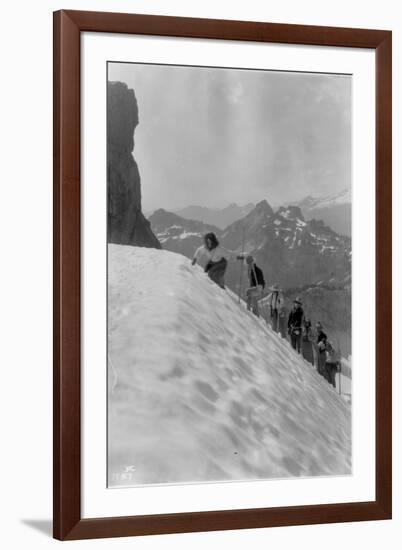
(192, 231), (341, 389)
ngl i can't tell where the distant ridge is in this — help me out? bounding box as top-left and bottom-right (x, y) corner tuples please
(174, 202), (255, 229)
(149, 209), (221, 258)
(292, 188), (351, 237)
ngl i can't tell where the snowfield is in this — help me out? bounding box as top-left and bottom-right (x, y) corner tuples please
(108, 244), (351, 486)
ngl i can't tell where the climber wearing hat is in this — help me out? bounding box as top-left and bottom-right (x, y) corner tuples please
(265, 283), (284, 332)
(287, 297), (304, 353)
(244, 255), (265, 317)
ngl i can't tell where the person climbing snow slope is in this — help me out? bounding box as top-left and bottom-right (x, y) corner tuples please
(324, 341), (340, 388)
(244, 255), (265, 317)
(265, 283), (283, 332)
(192, 232), (241, 289)
(288, 297), (304, 353)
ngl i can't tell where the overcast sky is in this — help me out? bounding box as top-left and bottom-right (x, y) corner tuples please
(108, 62), (351, 212)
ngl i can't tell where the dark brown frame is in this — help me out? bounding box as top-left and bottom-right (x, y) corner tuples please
(53, 10), (392, 541)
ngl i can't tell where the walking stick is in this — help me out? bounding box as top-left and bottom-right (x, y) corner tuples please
(336, 337), (342, 396)
(238, 226), (245, 303)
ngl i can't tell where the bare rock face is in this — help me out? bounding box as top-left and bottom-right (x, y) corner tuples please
(107, 81), (160, 248)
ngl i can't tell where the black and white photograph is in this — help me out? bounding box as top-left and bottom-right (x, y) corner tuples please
(0, 0), (396, 546)
(107, 61), (352, 487)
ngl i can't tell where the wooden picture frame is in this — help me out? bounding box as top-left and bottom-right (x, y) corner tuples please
(53, 10), (392, 541)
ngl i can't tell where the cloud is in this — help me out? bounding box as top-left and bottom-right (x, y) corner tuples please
(108, 63), (351, 211)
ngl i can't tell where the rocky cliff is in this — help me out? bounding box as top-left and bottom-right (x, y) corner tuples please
(107, 81), (160, 248)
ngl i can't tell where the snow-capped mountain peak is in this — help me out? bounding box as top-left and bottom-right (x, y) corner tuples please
(296, 188), (351, 210)
(293, 189), (351, 237)
(277, 205), (305, 222)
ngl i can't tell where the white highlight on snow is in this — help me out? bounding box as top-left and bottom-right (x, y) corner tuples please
(157, 227), (202, 243)
(179, 231), (201, 239)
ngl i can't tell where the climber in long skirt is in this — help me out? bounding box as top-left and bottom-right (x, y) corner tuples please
(192, 232), (242, 289)
(288, 297), (304, 353)
(206, 257), (228, 288)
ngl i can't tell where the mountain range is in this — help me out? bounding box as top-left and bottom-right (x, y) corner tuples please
(150, 200), (351, 290)
(157, 188), (352, 237)
(220, 200), (351, 289)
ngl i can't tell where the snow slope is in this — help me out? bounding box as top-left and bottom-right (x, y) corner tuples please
(108, 244), (351, 486)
